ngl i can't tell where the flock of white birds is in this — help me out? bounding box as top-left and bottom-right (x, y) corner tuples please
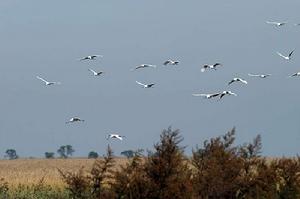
(35, 20), (299, 142)
(192, 20), (300, 100)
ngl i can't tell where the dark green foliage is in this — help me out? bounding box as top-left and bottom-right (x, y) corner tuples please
(45, 152), (55, 159)
(57, 145), (74, 159)
(120, 150), (134, 158)
(88, 151), (99, 159)
(65, 145), (74, 157)
(121, 149), (144, 158)
(5, 149), (18, 160)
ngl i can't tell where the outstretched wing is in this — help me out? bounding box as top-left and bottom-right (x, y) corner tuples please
(117, 136), (123, 140)
(88, 69), (96, 74)
(248, 73), (259, 77)
(163, 60), (171, 65)
(276, 52), (286, 59)
(210, 93), (221, 98)
(213, 63), (221, 67)
(79, 57), (88, 61)
(192, 93), (206, 97)
(136, 81), (146, 87)
(219, 93), (226, 99)
(228, 80), (235, 85)
(240, 79), (248, 84)
(266, 21), (277, 25)
(91, 55), (103, 59)
(36, 76), (48, 83)
(289, 50), (295, 58)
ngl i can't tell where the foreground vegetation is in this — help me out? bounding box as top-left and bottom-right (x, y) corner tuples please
(1, 127), (300, 199)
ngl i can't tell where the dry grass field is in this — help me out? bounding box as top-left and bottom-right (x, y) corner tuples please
(0, 158), (128, 187)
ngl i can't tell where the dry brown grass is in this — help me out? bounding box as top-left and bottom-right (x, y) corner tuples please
(0, 156), (283, 188)
(0, 158), (128, 187)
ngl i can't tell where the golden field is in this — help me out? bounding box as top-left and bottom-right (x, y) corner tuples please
(0, 158), (128, 187)
(0, 157), (277, 188)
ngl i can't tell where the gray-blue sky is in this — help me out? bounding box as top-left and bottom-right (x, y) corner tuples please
(0, 0), (300, 157)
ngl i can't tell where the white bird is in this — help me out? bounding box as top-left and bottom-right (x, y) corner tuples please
(201, 63), (222, 72)
(163, 60), (179, 66)
(277, 50), (294, 60)
(36, 76), (61, 86)
(107, 133), (125, 141)
(192, 93), (221, 99)
(88, 69), (104, 76)
(66, 117), (85, 124)
(131, 64), (156, 71)
(219, 91), (237, 99)
(79, 55), (103, 61)
(289, 72), (300, 77)
(228, 78), (248, 85)
(136, 81), (155, 88)
(266, 21), (287, 27)
(248, 73), (271, 78)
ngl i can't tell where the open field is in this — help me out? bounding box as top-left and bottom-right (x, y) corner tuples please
(0, 157), (280, 188)
(0, 158), (128, 187)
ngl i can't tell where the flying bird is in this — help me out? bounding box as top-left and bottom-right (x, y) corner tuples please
(266, 21), (287, 27)
(248, 73), (271, 78)
(79, 55), (103, 61)
(136, 81), (155, 88)
(131, 64), (156, 71)
(36, 76), (60, 86)
(219, 91), (237, 99)
(88, 69), (104, 76)
(192, 93), (220, 99)
(277, 50), (294, 60)
(228, 78), (248, 85)
(201, 63), (222, 72)
(163, 60), (179, 66)
(66, 117), (85, 124)
(289, 72), (300, 77)
(107, 134), (125, 141)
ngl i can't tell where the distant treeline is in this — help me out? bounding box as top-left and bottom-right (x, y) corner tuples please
(1, 127), (300, 199)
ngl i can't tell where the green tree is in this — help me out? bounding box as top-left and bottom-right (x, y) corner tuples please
(57, 146), (67, 158)
(44, 152), (55, 159)
(88, 151), (99, 159)
(5, 149), (18, 160)
(120, 150), (134, 158)
(66, 145), (75, 157)
(57, 145), (74, 158)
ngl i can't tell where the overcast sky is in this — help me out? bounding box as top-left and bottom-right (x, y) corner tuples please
(0, 0), (300, 158)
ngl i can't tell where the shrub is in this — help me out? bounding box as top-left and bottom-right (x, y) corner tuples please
(143, 127), (193, 199)
(58, 167), (90, 199)
(113, 149), (149, 199)
(192, 128), (243, 198)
